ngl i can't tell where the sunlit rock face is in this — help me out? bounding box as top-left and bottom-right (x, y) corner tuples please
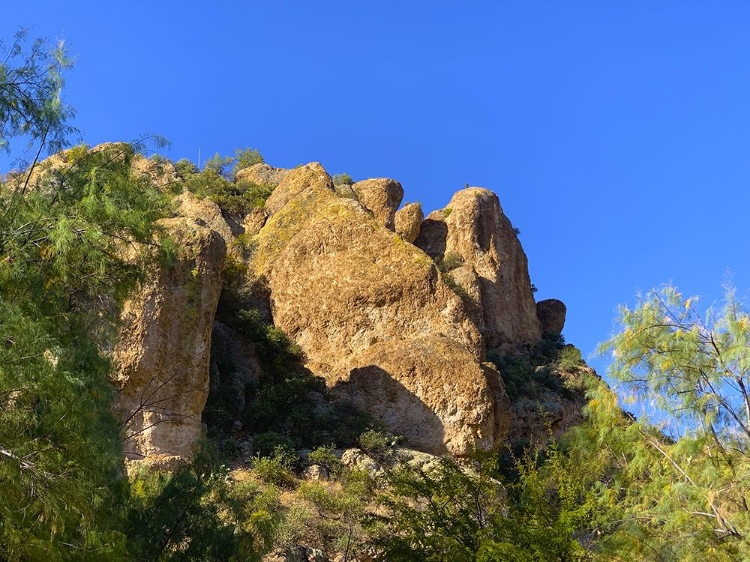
(394, 202), (424, 243)
(414, 187), (542, 353)
(112, 217), (225, 465)
(104, 153), (582, 463)
(351, 177), (404, 231)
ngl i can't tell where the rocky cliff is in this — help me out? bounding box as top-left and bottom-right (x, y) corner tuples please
(59, 149), (587, 463)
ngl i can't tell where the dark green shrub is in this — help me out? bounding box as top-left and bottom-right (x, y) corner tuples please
(252, 432), (296, 459)
(557, 345), (583, 371)
(332, 173), (353, 186)
(126, 447), (256, 560)
(174, 158), (199, 177)
(488, 352), (535, 399)
(182, 163), (273, 216)
(488, 332), (578, 400)
(359, 429), (399, 465)
(308, 445), (343, 476)
(229, 308), (302, 369)
(253, 450), (297, 488)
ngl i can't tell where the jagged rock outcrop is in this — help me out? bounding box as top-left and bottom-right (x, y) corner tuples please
(99, 152), (585, 462)
(351, 178), (404, 230)
(242, 207), (268, 235)
(394, 202), (424, 243)
(537, 298), (566, 335)
(112, 217), (226, 464)
(414, 188), (541, 352)
(245, 164), (516, 453)
(338, 337), (510, 456)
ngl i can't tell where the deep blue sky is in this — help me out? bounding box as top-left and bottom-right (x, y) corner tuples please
(3, 2), (750, 375)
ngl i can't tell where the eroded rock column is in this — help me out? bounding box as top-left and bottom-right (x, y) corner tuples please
(113, 217), (226, 464)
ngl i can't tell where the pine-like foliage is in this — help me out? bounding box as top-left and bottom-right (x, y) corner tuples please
(0, 138), (171, 558)
(568, 286), (750, 560)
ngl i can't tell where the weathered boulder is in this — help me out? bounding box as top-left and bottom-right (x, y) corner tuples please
(131, 154), (178, 189)
(336, 337), (510, 456)
(236, 162), (290, 188)
(176, 191), (235, 244)
(264, 162), (334, 216)
(537, 298), (566, 335)
(394, 202), (424, 243)
(351, 178), (404, 230)
(113, 217), (226, 463)
(414, 187), (541, 352)
(263, 196), (483, 375)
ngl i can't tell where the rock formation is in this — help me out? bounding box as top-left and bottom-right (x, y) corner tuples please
(264, 162), (333, 216)
(537, 298), (567, 334)
(261, 196), (483, 373)
(414, 188), (541, 352)
(351, 178), (404, 231)
(394, 202), (424, 243)
(96, 150), (584, 463)
(339, 337), (510, 455)
(235, 162), (290, 188)
(112, 217), (226, 464)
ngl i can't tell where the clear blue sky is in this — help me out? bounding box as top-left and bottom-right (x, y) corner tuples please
(4, 2), (750, 375)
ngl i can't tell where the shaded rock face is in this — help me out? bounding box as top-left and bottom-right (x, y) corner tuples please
(112, 217), (226, 463)
(209, 321), (262, 420)
(507, 367), (590, 444)
(414, 188), (541, 353)
(335, 337), (510, 456)
(537, 298), (566, 335)
(351, 178), (404, 230)
(394, 202), (424, 243)
(242, 207), (268, 236)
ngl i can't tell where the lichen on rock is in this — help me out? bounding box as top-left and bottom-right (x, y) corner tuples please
(113, 217), (226, 464)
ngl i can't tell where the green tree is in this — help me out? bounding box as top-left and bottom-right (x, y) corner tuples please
(232, 147), (263, 177)
(569, 285), (750, 560)
(125, 448), (260, 561)
(0, 141), (174, 559)
(369, 451), (592, 561)
(0, 28), (75, 162)
(0, 31), (176, 559)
